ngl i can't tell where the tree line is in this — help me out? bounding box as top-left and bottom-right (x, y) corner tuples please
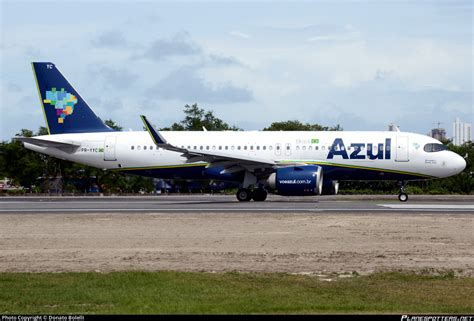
(0, 104), (472, 194)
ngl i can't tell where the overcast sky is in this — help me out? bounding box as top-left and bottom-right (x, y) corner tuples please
(0, 1), (472, 140)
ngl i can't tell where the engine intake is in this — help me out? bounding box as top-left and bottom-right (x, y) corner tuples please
(266, 165), (323, 196)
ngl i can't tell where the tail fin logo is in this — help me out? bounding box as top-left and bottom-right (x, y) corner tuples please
(43, 87), (78, 123)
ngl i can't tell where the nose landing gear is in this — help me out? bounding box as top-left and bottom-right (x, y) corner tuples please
(397, 181), (408, 202)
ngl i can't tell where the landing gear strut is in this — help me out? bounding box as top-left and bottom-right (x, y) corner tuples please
(397, 181), (408, 202)
(236, 188), (268, 202)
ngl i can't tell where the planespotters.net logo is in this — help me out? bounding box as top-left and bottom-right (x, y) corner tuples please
(401, 316), (473, 321)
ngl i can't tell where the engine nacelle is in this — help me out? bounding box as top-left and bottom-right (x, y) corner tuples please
(321, 180), (339, 195)
(266, 165), (323, 196)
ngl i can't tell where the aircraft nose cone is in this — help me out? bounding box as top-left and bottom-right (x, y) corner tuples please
(453, 154), (466, 174)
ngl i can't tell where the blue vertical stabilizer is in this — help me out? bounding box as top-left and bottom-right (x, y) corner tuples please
(32, 62), (113, 134)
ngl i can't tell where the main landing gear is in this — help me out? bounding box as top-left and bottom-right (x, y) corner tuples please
(236, 188), (268, 202)
(397, 181), (408, 202)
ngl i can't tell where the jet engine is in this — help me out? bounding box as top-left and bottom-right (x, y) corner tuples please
(265, 165), (323, 196)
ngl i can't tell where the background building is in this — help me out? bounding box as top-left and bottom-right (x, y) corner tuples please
(452, 118), (472, 146)
(429, 127), (447, 141)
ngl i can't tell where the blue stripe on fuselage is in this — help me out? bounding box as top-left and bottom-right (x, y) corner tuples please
(117, 163), (430, 182)
(120, 165), (244, 182)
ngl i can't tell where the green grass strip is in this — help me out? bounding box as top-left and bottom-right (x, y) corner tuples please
(0, 271), (472, 314)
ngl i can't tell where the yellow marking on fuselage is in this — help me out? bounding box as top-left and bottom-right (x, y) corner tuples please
(112, 163), (208, 172)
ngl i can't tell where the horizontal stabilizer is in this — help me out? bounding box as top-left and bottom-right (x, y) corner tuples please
(14, 137), (81, 148)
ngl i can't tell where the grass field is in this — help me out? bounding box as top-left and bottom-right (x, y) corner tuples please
(0, 271), (472, 314)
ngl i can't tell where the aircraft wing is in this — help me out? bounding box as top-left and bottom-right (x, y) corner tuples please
(13, 137), (81, 148)
(140, 115), (280, 174)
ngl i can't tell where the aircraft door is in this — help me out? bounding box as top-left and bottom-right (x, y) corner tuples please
(395, 136), (409, 162)
(104, 136), (117, 161)
(285, 143), (291, 156)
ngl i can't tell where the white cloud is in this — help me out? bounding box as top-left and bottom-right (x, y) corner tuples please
(306, 35), (338, 42)
(229, 31), (250, 39)
(0, 2), (471, 139)
(141, 32), (202, 61)
(148, 66), (253, 104)
(92, 31), (129, 48)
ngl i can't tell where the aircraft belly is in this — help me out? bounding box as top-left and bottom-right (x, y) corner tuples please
(120, 165), (243, 182)
(320, 163), (431, 181)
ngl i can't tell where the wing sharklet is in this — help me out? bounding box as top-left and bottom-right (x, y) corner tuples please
(140, 115), (187, 153)
(140, 115), (277, 170)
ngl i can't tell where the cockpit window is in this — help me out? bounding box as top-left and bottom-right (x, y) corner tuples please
(424, 143), (448, 152)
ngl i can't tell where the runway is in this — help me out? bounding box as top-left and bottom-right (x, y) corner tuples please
(0, 194), (473, 275)
(0, 194), (473, 213)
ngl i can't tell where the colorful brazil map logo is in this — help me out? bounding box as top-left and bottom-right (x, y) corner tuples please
(43, 88), (78, 123)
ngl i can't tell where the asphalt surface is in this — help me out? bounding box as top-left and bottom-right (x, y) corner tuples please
(1, 194), (472, 275)
(0, 194), (473, 214)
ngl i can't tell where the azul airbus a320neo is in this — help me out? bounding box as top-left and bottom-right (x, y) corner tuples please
(16, 62), (466, 202)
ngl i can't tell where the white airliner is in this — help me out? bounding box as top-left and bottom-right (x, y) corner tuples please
(16, 62), (466, 202)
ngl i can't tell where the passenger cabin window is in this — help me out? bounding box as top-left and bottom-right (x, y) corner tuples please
(144, 146), (147, 150)
(424, 143), (448, 152)
(131, 146), (134, 150)
(150, 146), (153, 150)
